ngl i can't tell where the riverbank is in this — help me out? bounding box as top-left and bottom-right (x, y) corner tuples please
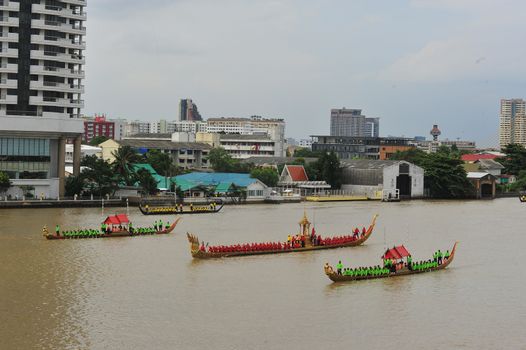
(0, 191), (520, 209)
(0, 198), (126, 208)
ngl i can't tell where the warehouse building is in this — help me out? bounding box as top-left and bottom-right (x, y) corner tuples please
(340, 160), (424, 199)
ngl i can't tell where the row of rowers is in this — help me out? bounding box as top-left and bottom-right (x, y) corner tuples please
(332, 246), (452, 276)
(201, 227), (368, 253)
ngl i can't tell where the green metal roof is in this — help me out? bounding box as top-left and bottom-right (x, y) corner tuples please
(215, 182), (234, 192)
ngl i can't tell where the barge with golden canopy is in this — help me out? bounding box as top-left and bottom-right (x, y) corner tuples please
(186, 213), (378, 259)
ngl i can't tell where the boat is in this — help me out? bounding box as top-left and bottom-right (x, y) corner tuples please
(324, 242), (458, 282)
(139, 200), (224, 215)
(264, 190), (284, 204)
(186, 213), (378, 259)
(43, 214), (181, 240)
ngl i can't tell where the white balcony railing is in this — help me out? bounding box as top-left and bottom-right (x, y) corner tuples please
(0, 16), (18, 26)
(32, 4), (87, 20)
(0, 1), (20, 11)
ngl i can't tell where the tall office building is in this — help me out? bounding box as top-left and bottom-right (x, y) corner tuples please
(0, 0), (86, 198)
(330, 108), (380, 137)
(178, 99), (202, 122)
(365, 117), (380, 138)
(499, 98), (526, 149)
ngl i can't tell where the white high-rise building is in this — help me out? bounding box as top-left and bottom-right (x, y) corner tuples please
(0, 0), (86, 118)
(499, 98), (526, 149)
(0, 0), (86, 198)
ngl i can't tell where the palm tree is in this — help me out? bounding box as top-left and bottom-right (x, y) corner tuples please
(112, 146), (142, 186)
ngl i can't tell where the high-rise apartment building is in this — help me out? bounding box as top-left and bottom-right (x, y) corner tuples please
(178, 99), (202, 122)
(499, 98), (526, 149)
(330, 108), (380, 137)
(0, 0), (86, 198)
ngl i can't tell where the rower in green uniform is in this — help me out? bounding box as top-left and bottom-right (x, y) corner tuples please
(55, 225), (60, 236)
(336, 261), (343, 275)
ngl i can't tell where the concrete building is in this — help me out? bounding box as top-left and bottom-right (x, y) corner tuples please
(178, 99), (202, 122)
(174, 120), (208, 133)
(65, 143), (100, 164)
(117, 139), (211, 169)
(341, 160), (424, 199)
(207, 116), (286, 157)
(0, 0), (86, 198)
(499, 98), (526, 148)
(83, 115), (114, 143)
(311, 135), (414, 160)
(219, 134), (276, 159)
(125, 120), (150, 136)
(196, 132), (221, 148)
(98, 139), (120, 163)
(298, 138), (312, 148)
(330, 108), (379, 137)
(111, 118), (126, 141)
(150, 119), (177, 134)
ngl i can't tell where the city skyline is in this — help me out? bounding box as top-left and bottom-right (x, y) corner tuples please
(84, 0), (526, 146)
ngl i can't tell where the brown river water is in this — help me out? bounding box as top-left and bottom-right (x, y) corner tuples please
(1, 198), (525, 350)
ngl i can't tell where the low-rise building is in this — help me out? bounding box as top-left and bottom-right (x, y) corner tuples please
(98, 139), (121, 163)
(98, 137), (211, 169)
(311, 135), (414, 160)
(219, 134), (276, 159)
(174, 172), (269, 200)
(277, 164), (331, 195)
(65, 144), (101, 165)
(340, 160), (424, 199)
(119, 139), (211, 169)
(467, 172), (496, 199)
(207, 116), (286, 156)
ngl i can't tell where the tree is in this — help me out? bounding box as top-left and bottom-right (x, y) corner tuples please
(146, 150), (181, 189)
(208, 147), (252, 173)
(112, 146), (142, 186)
(208, 147), (236, 172)
(81, 155), (118, 196)
(65, 175), (84, 197)
(136, 168), (158, 195)
(250, 167), (279, 187)
(0, 171), (11, 195)
(89, 135), (109, 146)
(498, 144), (526, 175)
(306, 151), (341, 188)
(293, 148), (323, 158)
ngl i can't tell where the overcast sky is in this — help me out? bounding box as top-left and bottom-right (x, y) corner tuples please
(84, 0), (526, 146)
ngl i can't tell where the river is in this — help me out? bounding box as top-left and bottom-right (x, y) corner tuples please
(0, 198), (524, 349)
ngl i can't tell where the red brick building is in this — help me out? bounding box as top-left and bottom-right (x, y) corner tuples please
(83, 115), (115, 144)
